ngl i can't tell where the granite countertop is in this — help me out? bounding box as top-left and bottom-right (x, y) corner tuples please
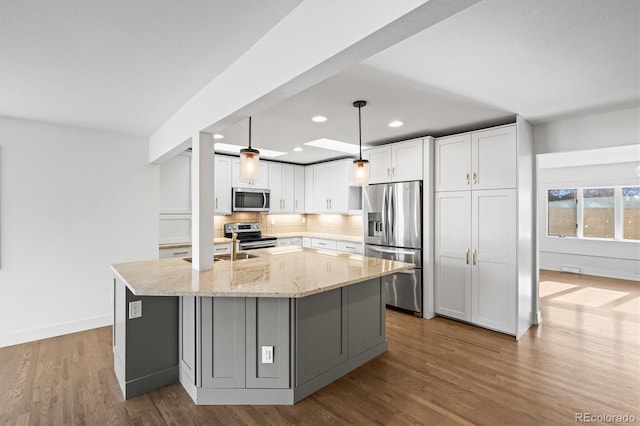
(111, 246), (412, 298)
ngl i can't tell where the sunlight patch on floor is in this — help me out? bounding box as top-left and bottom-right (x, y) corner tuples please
(539, 280), (579, 298)
(613, 297), (640, 314)
(553, 287), (629, 308)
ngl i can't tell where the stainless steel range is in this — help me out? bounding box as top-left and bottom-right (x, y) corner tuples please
(224, 222), (277, 250)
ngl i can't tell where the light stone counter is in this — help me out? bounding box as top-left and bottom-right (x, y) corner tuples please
(266, 232), (362, 243)
(111, 246), (412, 298)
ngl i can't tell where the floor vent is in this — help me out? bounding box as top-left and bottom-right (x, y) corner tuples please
(561, 266), (581, 274)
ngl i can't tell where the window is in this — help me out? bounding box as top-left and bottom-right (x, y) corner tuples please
(583, 188), (614, 238)
(622, 187), (640, 241)
(546, 186), (638, 242)
(548, 189), (577, 237)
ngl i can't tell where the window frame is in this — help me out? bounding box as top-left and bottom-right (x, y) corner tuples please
(545, 185), (639, 243)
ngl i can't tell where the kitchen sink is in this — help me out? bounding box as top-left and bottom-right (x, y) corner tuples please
(215, 252), (259, 261)
(182, 252), (259, 263)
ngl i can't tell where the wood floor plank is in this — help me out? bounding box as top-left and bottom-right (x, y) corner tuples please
(0, 270), (638, 425)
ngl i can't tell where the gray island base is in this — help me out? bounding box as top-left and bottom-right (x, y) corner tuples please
(111, 247), (412, 405)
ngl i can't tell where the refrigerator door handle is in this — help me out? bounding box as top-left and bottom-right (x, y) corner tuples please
(382, 185), (388, 244)
(388, 185), (394, 243)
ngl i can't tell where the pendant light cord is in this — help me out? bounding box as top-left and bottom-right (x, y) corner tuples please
(358, 106), (362, 160)
(248, 116), (252, 149)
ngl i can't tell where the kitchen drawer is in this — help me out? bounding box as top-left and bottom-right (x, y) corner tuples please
(213, 243), (231, 254)
(336, 241), (362, 254)
(311, 238), (337, 250)
(159, 246), (192, 259)
(276, 238), (291, 247)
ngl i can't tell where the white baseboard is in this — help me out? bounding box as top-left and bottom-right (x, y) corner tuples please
(0, 315), (112, 348)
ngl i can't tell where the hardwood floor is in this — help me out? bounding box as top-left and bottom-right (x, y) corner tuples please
(1, 270), (638, 425)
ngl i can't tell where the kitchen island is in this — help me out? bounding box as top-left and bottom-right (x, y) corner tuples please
(111, 246), (413, 404)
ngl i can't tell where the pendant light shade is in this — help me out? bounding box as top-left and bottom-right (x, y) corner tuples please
(239, 116), (260, 183)
(352, 100), (369, 186)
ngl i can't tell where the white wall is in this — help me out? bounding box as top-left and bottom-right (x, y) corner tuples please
(533, 107), (640, 281)
(533, 106), (639, 154)
(0, 117), (159, 347)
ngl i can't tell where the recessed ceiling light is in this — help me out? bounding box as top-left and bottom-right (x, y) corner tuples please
(214, 143), (286, 158)
(304, 138), (368, 154)
(213, 133), (224, 139)
(388, 121), (403, 128)
(311, 115), (327, 123)
(293, 147), (303, 152)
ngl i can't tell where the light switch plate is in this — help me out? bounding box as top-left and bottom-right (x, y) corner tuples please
(129, 300), (142, 319)
(261, 346), (274, 364)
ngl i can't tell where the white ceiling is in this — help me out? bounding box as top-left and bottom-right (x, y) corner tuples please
(0, 0), (301, 136)
(1, 0), (638, 164)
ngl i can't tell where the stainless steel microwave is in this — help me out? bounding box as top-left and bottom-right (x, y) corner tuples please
(232, 187), (270, 212)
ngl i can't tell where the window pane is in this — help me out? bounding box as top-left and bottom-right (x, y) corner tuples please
(623, 187), (640, 240)
(583, 188), (614, 238)
(548, 189), (577, 237)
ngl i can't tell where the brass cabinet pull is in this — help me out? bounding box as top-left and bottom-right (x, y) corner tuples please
(473, 249), (477, 265)
(473, 172), (477, 184)
(465, 249), (470, 265)
(466, 173), (470, 185)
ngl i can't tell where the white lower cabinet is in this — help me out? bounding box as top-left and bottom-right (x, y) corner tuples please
(213, 243), (231, 254)
(435, 189), (517, 334)
(336, 241), (363, 255)
(159, 246), (192, 259)
(276, 238), (291, 247)
(311, 238), (337, 250)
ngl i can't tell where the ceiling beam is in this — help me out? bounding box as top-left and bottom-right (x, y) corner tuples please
(149, 0), (480, 163)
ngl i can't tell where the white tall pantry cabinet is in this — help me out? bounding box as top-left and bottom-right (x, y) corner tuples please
(434, 119), (534, 339)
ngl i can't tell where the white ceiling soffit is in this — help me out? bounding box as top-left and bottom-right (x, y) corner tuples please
(363, 0), (640, 123)
(213, 65), (513, 164)
(0, 0), (301, 137)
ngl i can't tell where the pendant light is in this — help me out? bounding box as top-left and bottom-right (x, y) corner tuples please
(352, 100), (369, 186)
(239, 116), (260, 183)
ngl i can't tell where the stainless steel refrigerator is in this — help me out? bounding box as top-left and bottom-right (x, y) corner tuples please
(364, 181), (422, 313)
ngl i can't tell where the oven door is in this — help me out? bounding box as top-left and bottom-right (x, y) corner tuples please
(232, 188), (270, 212)
(239, 239), (277, 250)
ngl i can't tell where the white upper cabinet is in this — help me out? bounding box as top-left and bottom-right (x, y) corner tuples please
(268, 163), (296, 213)
(472, 126), (517, 191)
(231, 158), (269, 189)
(435, 125), (516, 192)
(365, 139), (423, 184)
(313, 159), (351, 213)
(269, 162), (283, 212)
(159, 152), (191, 214)
(304, 166), (314, 213)
(294, 165), (305, 213)
(366, 146), (392, 184)
(434, 134), (471, 192)
(214, 156), (232, 215)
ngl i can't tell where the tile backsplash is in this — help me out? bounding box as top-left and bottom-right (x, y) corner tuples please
(213, 213), (362, 238)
